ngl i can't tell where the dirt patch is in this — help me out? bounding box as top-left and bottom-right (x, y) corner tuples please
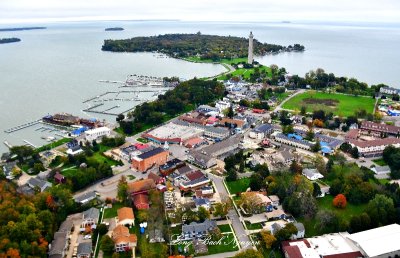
(303, 98), (339, 107)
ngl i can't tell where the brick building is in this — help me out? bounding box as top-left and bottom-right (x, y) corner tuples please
(131, 147), (169, 172)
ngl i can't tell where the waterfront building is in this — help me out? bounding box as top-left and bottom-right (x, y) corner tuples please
(84, 127), (111, 141)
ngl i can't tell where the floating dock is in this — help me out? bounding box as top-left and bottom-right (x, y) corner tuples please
(4, 119), (42, 133)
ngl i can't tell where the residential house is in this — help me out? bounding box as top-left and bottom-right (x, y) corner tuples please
(291, 223), (305, 240)
(271, 222), (283, 235)
(117, 207), (135, 227)
(133, 194), (150, 210)
(27, 177), (52, 192)
(302, 168), (324, 181)
(54, 172), (66, 184)
(219, 117), (247, 130)
(215, 100), (231, 112)
(371, 165), (391, 179)
(131, 147), (169, 172)
(81, 208), (99, 232)
(274, 150), (296, 166)
(112, 225), (138, 252)
(84, 127), (111, 142)
(77, 242), (92, 258)
(193, 198), (211, 211)
(184, 137), (207, 149)
(74, 191), (97, 204)
(48, 219), (73, 258)
(2, 161), (17, 180)
(181, 219), (217, 240)
(67, 139), (83, 155)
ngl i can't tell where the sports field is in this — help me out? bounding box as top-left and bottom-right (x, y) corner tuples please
(282, 91), (375, 117)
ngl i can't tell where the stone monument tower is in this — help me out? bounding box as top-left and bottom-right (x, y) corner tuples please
(248, 31), (254, 64)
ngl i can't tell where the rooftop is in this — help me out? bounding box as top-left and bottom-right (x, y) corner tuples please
(128, 179), (156, 194)
(117, 207), (135, 221)
(137, 147), (167, 160)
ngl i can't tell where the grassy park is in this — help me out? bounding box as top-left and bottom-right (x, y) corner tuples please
(225, 178), (251, 194)
(282, 91), (375, 117)
(218, 66), (272, 81)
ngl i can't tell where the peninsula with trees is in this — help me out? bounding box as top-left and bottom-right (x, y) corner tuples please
(0, 37), (21, 44)
(0, 26), (46, 32)
(105, 27), (124, 31)
(101, 33), (305, 61)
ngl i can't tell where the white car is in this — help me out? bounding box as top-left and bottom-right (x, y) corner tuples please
(83, 235), (92, 239)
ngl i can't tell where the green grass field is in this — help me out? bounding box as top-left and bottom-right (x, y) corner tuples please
(298, 195), (367, 237)
(372, 158), (387, 166)
(218, 66), (272, 81)
(103, 202), (125, 219)
(185, 56), (248, 64)
(282, 91), (375, 117)
(225, 178), (251, 194)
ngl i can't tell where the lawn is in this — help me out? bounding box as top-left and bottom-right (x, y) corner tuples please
(205, 233), (239, 255)
(372, 158), (387, 166)
(245, 221), (263, 230)
(298, 195), (367, 237)
(103, 202), (125, 219)
(61, 166), (78, 178)
(282, 91), (375, 117)
(225, 178), (251, 194)
(36, 138), (71, 152)
(218, 66), (272, 81)
(218, 224), (232, 233)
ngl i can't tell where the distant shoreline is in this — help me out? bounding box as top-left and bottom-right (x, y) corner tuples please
(105, 27), (124, 31)
(0, 27), (46, 32)
(0, 38), (21, 44)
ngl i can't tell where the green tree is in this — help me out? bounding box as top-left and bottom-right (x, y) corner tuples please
(312, 139), (321, 152)
(312, 182), (322, 197)
(197, 206), (210, 222)
(117, 175), (128, 204)
(366, 194), (396, 227)
(249, 173), (264, 191)
(100, 235), (115, 254)
(233, 249), (264, 258)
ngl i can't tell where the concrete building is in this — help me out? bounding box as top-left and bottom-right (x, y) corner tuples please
(84, 127), (111, 141)
(348, 138), (400, 157)
(248, 31), (254, 64)
(131, 147), (169, 172)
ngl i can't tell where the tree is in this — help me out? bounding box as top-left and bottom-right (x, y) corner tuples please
(315, 210), (339, 234)
(366, 194), (396, 227)
(197, 206), (210, 222)
(275, 223), (298, 242)
(116, 113), (125, 122)
(254, 163), (270, 178)
(225, 106), (234, 118)
(117, 175), (128, 204)
(249, 173), (264, 191)
(289, 160), (302, 174)
(333, 194), (347, 209)
(300, 106), (307, 115)
(260, 230), (277, 249)
(100, 235), (115, 254)
(226, 169), (237, 182)
(97, 224), (109, 236)
(233, 249), (263, 258)
(312, 182), (322, 197)
(136, 210), (148, 223)
(213, 195), (232, 218)
(350, 147), (359, 159)
(312, 139), (321, 152)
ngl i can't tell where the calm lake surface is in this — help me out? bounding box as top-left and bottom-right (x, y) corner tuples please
(0, 20), (399, 152)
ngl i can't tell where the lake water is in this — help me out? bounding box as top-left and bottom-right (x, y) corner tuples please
(0, 20), (399, 153)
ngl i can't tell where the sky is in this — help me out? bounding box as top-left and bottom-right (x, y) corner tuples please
(0, 0), (400, 24)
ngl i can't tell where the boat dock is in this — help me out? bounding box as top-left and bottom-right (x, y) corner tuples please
(4, 119), (42, 133)
(3, 141), (12, 149)
(23, 139), (37, 148)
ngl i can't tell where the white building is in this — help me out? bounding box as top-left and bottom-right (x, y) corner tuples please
(84, 127), (111, 142)
(380, 86), (399, 95)
(349, 138), (400, 157)
(302, 168), (324, 181)
(215, 100), (231, 112)
(371, 165), (391, 179)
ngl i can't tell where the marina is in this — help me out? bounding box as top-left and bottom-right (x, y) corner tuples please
(4, 119), (42, 133)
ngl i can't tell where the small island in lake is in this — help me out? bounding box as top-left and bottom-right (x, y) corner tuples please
(105, 27), (124, 31)
(101, 33), (305, 61)
(0, 26), (46, 32)
(0, 38), (21, 44)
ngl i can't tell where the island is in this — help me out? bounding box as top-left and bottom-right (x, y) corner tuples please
(0, 26), (46, 32)
(0, 38), (21, 44)
(105, 27), (124, 31)
(101, 33), (305, 61)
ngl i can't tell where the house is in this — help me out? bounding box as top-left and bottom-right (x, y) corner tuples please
(302, 168), (324, 181)
(271, 222), (283, 235)
(67, 139), (83, 155)
(112, 225), (138, 252)
(273, 133), (313, 151)
(77, 242), (92, 258)
(27, 177), (52, 192)
(241, 192), (272, 208)
(84, 127), (111, 141)
(274, 150), (296, 166)
(371, 165), (391, 179)
(149, 229), (165, 243)
(148, 172), (164, 184)
(265, 208), (286, 221)
(131, 147), (169, 172)
(291, 223), (305, 240)
(2, 161), (17, 180)
(54, 171), (66, 184)
(81, 208), (99, 231)
(249, 123), (274, 139)
(179, 170), (211, 191)
(74, 191), (98, 204)
(133, 194), (150, 210)
(193, 198), (211, 211)
(269, 195), (280, 206)
(128, 179), (156, 196)
(48, 219), (74, 258)
(117, 207), (135, 227)
(181, 219), (217, 240)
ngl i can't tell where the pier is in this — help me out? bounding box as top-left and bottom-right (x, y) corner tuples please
(23, 139), (37, 148)
(4, 119), (42, 133)
(3, 141), (12, 149)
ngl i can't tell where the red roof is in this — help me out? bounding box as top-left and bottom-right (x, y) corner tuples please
(283, 245), (303, 258)
(133, 194), (149, 209)
(185, 170), (205, 181)
(133, 143), (149, 150)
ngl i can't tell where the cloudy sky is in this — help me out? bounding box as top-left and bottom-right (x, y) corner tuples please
(0, 0), (399, 24)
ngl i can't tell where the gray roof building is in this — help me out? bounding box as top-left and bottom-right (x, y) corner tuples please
(27, 177), (52, 192)
(182, 219), (217, 239)
(74, 191), (97, 204)
(77, 242), (92, 258)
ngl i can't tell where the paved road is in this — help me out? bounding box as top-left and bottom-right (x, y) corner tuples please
(274, 89), (305, 112)
(207, 173), (253, 250)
